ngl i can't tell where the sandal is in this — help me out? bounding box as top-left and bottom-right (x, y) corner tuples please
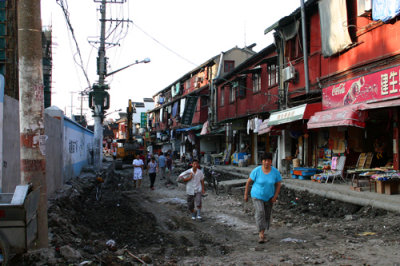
(258, 237), (265, 244)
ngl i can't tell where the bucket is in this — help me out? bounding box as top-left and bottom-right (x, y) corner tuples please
(293, 158), (300, 168)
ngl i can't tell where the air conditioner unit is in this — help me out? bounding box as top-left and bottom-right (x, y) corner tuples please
(282, 66), (296, 82)
(357, 0), (371, 17)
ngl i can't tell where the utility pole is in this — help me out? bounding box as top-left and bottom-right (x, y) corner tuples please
(18, 0), (48, 248)
(89, 0), (130, 171)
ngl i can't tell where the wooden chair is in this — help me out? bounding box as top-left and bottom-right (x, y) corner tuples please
(355, 153), (367, 168)
(348, 152), (374, 185)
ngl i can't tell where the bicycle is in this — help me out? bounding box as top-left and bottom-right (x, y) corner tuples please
(204, 165), (221, 195)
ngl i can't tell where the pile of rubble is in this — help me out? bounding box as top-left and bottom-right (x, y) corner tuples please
(13, 166), (173, 265)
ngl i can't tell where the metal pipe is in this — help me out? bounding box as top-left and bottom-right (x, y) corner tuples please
(300, 0), (310, 94)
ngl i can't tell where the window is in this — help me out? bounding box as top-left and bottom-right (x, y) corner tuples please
(185, 79), (191, 90)
(268, 64), (278, 87)
(252, 73), (261, 93)
(229, 86), (236, 103)
(201, 96), (208, 107)
(224, 60), (235, 73)
(220, 87), (225, 106)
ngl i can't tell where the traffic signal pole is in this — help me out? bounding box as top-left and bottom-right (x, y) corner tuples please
(18, 0), (48, 248)
(90, 0), (145, 171)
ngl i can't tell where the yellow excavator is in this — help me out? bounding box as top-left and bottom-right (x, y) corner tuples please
(115, 99), (144, 169)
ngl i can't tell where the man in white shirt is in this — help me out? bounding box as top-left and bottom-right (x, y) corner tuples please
(179, 159), (205, 220)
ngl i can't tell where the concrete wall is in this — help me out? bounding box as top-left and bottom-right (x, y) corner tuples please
(63, 117), (93, 180)
(0, 102), (93, 195)
(2, 95), (20, 193)
(45, 113), (63, 196)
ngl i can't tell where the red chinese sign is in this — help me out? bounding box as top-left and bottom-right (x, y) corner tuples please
(322, 64), (400, 110)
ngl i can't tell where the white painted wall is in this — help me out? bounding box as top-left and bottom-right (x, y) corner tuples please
(63, 117), (94, 180)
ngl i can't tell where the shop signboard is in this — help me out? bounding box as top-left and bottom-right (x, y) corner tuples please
(140, 112), (147, 128)
(268, 104), (307, 126)
(323, 64), (400, 110)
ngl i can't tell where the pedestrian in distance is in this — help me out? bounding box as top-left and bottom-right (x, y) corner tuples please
(192, 147), (198, 161)
(158, 152), (167, 180)
(165, 153), (174, 186)
(178, 159), (205, 221)
(132, 154), (144, 188)
(244, 152), (282, 244)
(147, 157), (158, 190)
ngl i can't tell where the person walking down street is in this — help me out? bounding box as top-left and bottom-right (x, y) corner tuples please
(147, 157), (158, 190)
(132, 154), (144, 188)
(179, 159), (205, 221)
(158, 152), (167, 180)
(165, 153), (174, 185)
(244, 152), (282, 244)
(192, 147), (198, 161)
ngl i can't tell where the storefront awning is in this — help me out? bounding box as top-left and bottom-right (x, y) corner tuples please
(268, 103), (322, 126)
(360, 98), (400, 110)
(307, 104), (366, 129)
(258, 119), (273, 135)
(176, 124), (203, 132)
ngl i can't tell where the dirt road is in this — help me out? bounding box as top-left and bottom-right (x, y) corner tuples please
(14, 161), (400, 265)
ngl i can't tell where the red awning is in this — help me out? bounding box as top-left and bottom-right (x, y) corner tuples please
(307, 104), (367, 129)
(360, 98), (400, 110)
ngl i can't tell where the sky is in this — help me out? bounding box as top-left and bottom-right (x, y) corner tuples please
(41, 0), (301, 122)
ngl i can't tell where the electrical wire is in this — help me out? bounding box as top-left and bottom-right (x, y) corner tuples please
(56, 0), (91, 90)
(132, 22), (198, 67)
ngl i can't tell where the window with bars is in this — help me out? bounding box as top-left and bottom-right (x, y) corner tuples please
(268, 64), (279, 87)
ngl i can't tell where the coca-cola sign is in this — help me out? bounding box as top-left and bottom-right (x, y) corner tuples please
(322, 64), (400, 110)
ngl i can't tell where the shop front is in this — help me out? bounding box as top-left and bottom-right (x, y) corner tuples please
(267, 103), (322, 174)
(258, 119), (279, 167)
(176, 124), (202, 161)
(307, 65), (400, 192)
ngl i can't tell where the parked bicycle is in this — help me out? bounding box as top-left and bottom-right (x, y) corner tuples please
(203, 165), (221, 195)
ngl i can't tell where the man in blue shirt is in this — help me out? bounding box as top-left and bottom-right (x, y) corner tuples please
(158, 152), (167, 180)
(244, 152), (282, 244)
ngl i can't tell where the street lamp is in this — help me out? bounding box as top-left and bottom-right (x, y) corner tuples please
(104, 108), (123, 117)
(105, 57), (151, 77)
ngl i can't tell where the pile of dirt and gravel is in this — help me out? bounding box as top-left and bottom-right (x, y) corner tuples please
(13, 165), (176, 265)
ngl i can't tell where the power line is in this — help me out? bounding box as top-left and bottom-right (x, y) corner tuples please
(56, 0), (91, 90)
(132, 23), (198, 67)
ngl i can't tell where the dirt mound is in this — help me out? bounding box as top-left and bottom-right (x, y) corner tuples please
(13, 167), (173, 265)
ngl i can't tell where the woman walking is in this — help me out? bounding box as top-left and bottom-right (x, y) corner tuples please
(244, 152), (282, 243)
(148, 157), (158, 190)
